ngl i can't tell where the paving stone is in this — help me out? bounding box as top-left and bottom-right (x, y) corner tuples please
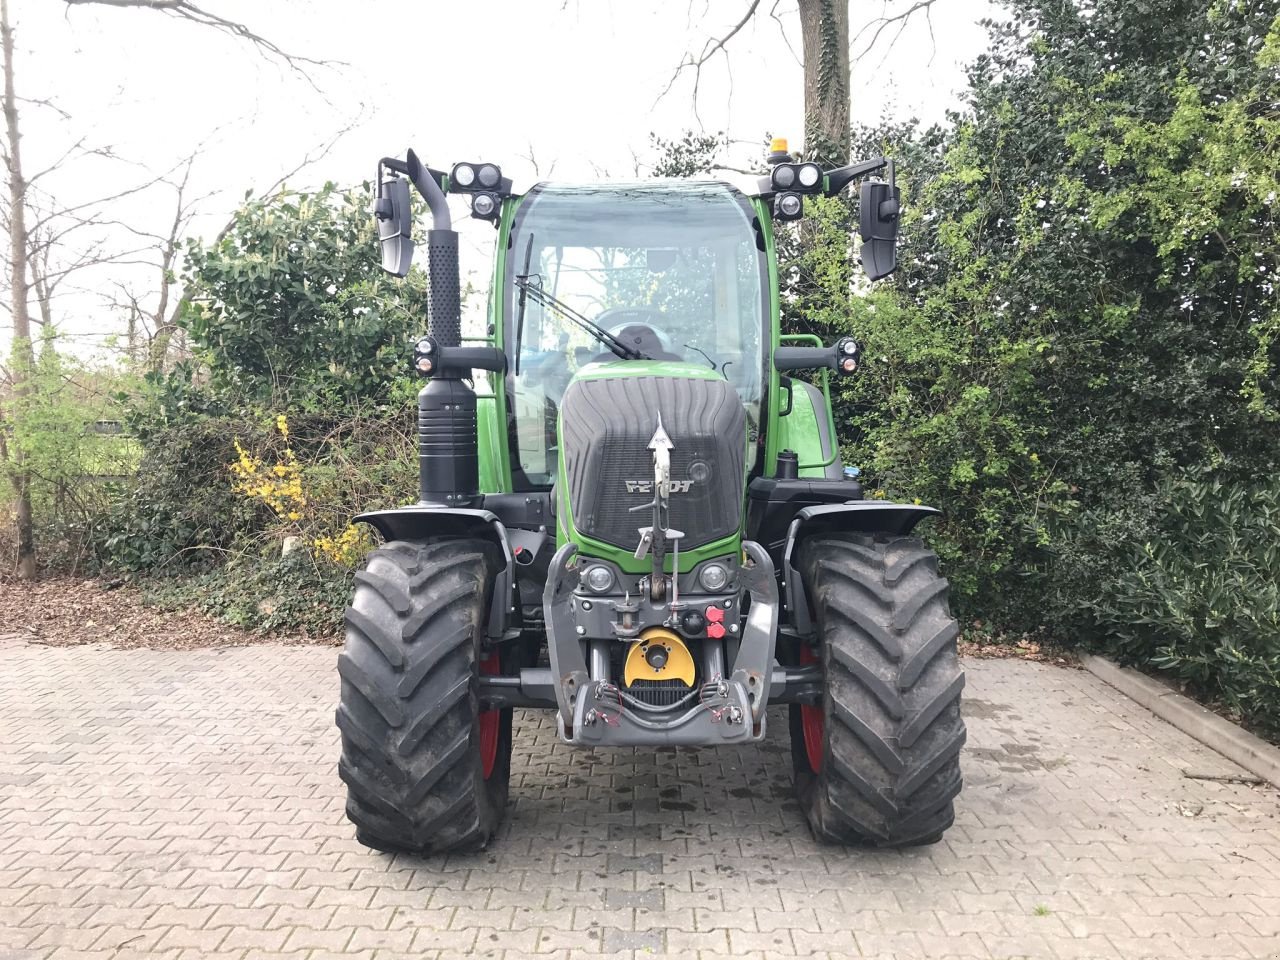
(0, 635), (1277, 960)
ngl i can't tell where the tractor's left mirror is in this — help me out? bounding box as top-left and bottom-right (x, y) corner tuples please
(373, 177), (413, 277)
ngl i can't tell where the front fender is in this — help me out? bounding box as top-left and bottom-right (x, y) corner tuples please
(354, 506), (519, 641)
(781, 501), (941, 638)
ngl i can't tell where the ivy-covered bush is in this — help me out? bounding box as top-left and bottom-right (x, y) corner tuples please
(142, 549), (355, 639)
(654, 0), (1279, 724)
(179, 183), (430, 407)
(1088, 475), (1280, 738)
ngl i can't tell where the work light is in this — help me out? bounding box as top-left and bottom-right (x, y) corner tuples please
(471, 192), (500, 221)
(775, 192), (804, 221)
(452, 164), (475, 187)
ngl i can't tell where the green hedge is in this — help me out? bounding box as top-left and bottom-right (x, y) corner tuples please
(1087, 475), (1280, 739)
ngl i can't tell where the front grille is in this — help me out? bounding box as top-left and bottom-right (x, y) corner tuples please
(622, 679), (694, 709)
(560, 375), (747, 551)
(593, 435), (729, 547)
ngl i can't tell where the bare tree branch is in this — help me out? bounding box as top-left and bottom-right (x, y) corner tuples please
(26, 173), (171, 232)
(62, 0), (344, 91)
(26, 137), (119, 188)
(657, 0), (762, 120)
(519, 142), (557, 180)
(16, 95), (71, 120)
(768, 0), (802, 65)
(850, 0), (939, 61)
(245, 120), (353, 215)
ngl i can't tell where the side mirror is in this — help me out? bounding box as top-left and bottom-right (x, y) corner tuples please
(373, 176), (414, 277)
(859, 179), (900, 281)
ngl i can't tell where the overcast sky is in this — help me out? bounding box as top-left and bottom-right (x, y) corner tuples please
(6, 0), (995, 354)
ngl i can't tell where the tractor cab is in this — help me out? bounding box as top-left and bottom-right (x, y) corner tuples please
(505, 181), (767, 489)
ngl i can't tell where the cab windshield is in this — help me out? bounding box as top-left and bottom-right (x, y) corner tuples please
(505, 181), (767, 488)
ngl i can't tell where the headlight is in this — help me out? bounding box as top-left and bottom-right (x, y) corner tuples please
(452, 163), (476, 187)
(798, 162), (822, 188)
(477, 163), (501, 188)
(698, 563), (729, 592)
(471, 193), (499, 218)
(772, 164), (796, 189)
(776, 192), (803, 219)
(583, 565), (615, 593)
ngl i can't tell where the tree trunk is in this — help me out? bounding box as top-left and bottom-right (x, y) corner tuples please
(797, 0), (850, 166)
(2, 0), (37, 579)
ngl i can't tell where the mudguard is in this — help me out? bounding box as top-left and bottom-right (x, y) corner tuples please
(781, 501), (940, 638)
(353, 506), (520, 641)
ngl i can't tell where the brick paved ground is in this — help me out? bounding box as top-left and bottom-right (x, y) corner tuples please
(1, 634), (1277, 960)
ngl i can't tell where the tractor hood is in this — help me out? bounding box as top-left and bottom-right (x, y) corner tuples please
(556, 361), (748, 565)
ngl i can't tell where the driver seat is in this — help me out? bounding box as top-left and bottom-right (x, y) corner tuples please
(594, 323), (684, 363)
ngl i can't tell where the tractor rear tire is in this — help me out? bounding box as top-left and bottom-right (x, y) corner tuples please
(336, 538), (512, 854)
(790, 533), (966, 847)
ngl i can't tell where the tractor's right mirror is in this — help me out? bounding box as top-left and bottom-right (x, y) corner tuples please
(373, 176), (414, 277)
(859, 179), (901, 281)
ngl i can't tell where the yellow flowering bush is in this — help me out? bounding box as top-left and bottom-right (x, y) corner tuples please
(228, 414), (376, 569)
(229, 415), (307, 521)
(313, 524), (374, 567)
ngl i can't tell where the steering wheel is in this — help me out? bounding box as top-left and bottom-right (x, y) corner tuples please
(595, 306), (682, 361)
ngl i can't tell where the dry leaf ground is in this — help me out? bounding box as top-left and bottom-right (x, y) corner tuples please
(3, 576), (1073, 662)
(0, 577), (337, 650)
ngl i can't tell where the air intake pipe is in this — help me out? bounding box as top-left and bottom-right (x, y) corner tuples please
(404, 150), (479, 507)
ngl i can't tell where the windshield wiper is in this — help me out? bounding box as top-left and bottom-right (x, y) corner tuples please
(512, 273), (648, 361)
(514, 234), (534, 375)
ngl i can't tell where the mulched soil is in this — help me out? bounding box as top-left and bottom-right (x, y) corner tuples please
(959, 635), (1078, 666)
(0, 578), (338, 650)
(3, 576), (1075, 664)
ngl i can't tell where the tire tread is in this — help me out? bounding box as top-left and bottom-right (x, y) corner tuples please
(336, 538), (510, 854)
(791, 533), (966, 847)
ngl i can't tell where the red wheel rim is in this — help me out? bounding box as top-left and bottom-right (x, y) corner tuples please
(799, 644), (824, 773)
(478, 651), (500, 780)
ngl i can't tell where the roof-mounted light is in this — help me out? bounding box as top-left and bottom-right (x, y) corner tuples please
(771, 162), (823, 195)
(449, 161), (505, 194)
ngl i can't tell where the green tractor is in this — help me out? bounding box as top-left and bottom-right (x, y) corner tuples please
(337, 139), (965, 852)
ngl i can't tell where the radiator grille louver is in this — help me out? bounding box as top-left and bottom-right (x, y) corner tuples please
(559, 376), (747, 551)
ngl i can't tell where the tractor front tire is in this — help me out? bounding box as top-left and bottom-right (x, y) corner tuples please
(336, 539), (512, 854)
(790, 533), (966, 847)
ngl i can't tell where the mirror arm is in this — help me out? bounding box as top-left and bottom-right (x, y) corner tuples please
(824, 156), (890, 197)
